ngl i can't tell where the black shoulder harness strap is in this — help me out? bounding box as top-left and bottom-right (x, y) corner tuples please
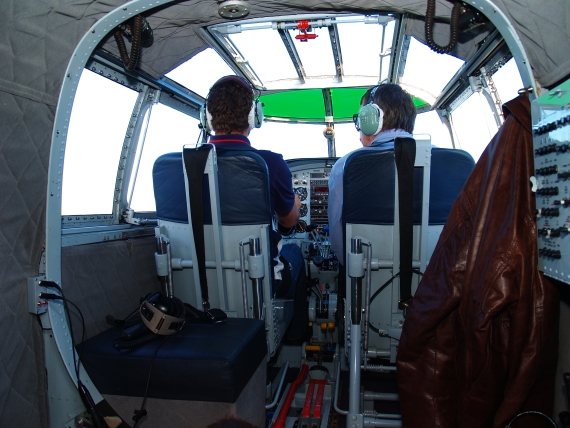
(394, 137), (416, 310)
(182, 144), (213, 310)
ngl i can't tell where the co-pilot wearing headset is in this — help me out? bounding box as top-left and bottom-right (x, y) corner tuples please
(327, 83), (417, 266)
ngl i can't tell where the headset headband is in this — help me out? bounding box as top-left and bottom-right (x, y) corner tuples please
(369, 85), (379, 105)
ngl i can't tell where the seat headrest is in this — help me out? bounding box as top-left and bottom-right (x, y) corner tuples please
(153, 150), (272, 225)
(343, 147), (474, 225)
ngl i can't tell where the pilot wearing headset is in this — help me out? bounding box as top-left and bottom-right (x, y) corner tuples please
(202, 75), (308, 340)
(328, 83), (417, 266)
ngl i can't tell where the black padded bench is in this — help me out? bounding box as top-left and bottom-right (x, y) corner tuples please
(79, 317), (267, 426)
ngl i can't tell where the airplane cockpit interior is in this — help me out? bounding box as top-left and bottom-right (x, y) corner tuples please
(4, 1), (570, 428)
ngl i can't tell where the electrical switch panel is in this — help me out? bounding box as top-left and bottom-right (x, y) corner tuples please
(532, 78), (570, 284)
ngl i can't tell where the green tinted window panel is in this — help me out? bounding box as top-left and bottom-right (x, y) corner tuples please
(412, 96), (429, 110)
(330, 87), (367, 121)
(260, 87), (429, 123)
(261, 90), (325, 122)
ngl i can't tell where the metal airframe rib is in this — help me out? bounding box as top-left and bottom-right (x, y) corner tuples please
(278, 28), (306, 84)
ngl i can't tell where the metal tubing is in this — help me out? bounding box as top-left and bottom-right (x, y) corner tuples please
(333, 359), (348, 415)
(249, 238), (263, 319)
(265, 361), (289, 409)
(251, 278), (262, 319)
(363, 392), (399, 401)
(365, 348), (391, 359)
(274, 364), (309, 428)
(350, 238), (363, 325)
(363, 411), (401, 419)
(349, 323), (362, 418)
(165, 241), (173, 298)
(239, 241), (250, 318)
(155, 234), (173, 298)
(363, 243), (372, 351)
(362, 364), (397, 372)
(363, 417), (402, 427)
(350, 278), (362, 325)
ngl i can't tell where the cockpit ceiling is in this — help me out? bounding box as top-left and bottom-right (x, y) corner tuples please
(91, 1), (568, 89)
(100, 1), (486, 82)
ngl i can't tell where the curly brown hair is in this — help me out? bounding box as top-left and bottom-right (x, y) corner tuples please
(207, 76), (254, 134)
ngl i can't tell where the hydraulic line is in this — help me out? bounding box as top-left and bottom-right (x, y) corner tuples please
(265, 361), (289, 409)
(274, 364), (309, 428)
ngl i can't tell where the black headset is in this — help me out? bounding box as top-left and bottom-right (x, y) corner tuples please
(199, 75), (264, 134)
(139, 292), (185, 335)
(356, 85), (384, 136)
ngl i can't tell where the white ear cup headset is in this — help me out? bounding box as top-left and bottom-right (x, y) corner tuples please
(199, 75), (263, 134)
(139, 292), (185, 335)
(357, 85), (384, 136)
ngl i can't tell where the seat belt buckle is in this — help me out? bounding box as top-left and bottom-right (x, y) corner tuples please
(398, 298), (412, 315)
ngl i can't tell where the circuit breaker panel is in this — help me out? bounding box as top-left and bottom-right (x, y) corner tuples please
(532, 79), (570, 285)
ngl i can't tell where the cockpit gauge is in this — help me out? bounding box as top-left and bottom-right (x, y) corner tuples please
(299, 203), (308, 218)
(295, 219), (307, 233)
(294, 187), (308, 201)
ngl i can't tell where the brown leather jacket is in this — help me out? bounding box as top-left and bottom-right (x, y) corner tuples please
(396, 94), (559, 427)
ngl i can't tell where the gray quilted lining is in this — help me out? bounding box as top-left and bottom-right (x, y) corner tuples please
(61, 236), (160, 343)
(0, 88), (51, 428)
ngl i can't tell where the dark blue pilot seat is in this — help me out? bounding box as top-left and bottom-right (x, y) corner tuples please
(340, 137), (475, 426)
(152, 146), (297, 357)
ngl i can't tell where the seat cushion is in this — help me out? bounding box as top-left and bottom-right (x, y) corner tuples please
(79, 317), (266, 403)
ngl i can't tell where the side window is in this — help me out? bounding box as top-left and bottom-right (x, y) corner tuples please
(414, 110), (453, 149)
(129, 103), (200, 212)
(450, 92), (498, 161)
(492, 58), (524, 106)
(62, 70), (138, 215)
(450, 58), (523, 161)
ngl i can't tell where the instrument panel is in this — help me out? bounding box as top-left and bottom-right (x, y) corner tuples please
(288, 158), (337, 231)
(532, 80), (570, 285)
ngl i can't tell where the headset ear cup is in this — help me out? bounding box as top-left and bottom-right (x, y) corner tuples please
(199, 104), (211, 134)
(248, 103), (256, 130)
(254, 100), (263, 128)
(206, 109), (213, 133)
(358, 103), (384, 136)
